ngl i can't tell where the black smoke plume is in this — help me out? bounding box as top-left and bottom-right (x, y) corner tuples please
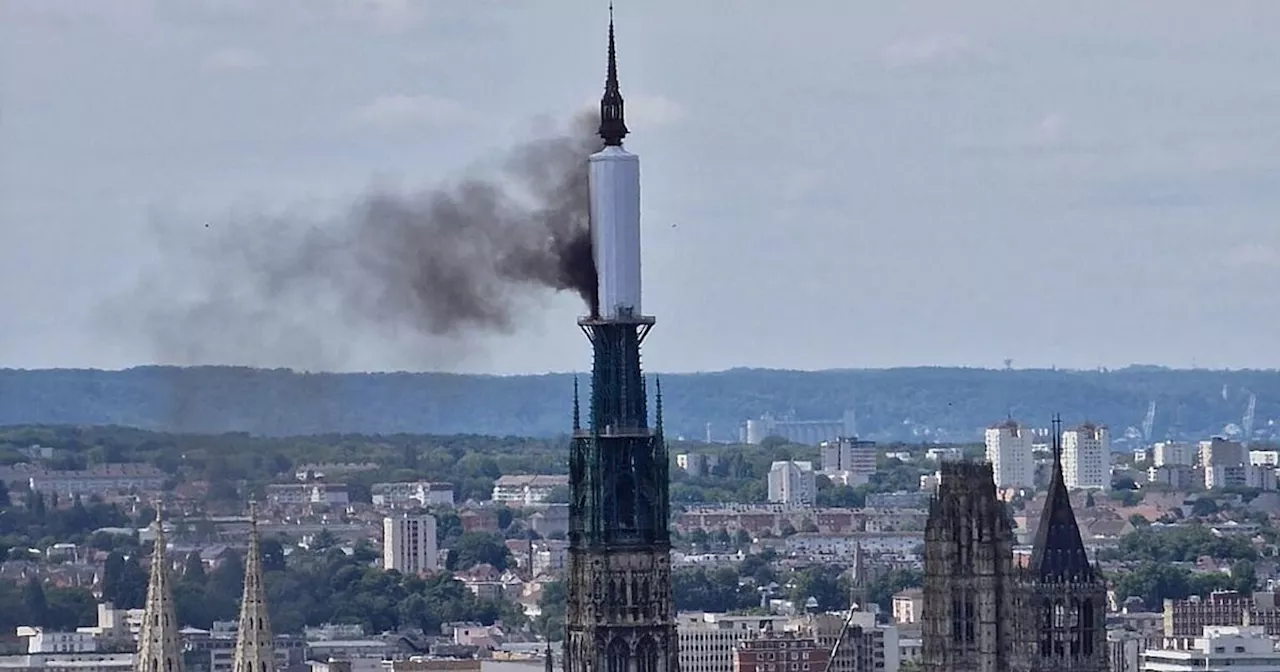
(120, 111), (603, 370)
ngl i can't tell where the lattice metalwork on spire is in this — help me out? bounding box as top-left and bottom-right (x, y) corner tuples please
(598, 5), (628, 146)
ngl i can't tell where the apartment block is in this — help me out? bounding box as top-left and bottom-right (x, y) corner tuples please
(767, 462), (816, 506)
(1061, 423), (1109, 489)
(490, 475), (569, 506)
(383, 514), (438, 574)
(984, 420), (1035, 489)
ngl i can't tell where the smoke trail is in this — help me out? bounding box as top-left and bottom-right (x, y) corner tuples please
(119, 111), (602, 371)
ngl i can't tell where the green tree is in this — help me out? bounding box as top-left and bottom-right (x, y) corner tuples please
(448, 532), (512, 571)
(310, 529), (340, 551)
(672, 567), (756, 613)
(260, 537), (287, 572)
(22, 578), (48, 624)
(1232, 560), (1257, 593)
(789, 567), (843, 611)
(183, 552), (206, 583)
(536, 580), (566, 640)
(43, 587), (96, 630)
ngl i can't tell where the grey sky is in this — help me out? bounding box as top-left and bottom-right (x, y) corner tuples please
(3, 0), (1279, 374)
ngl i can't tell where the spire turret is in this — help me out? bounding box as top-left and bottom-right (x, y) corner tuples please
(1028, 414), (1095, 582)
(849, 542), (869, 611)
(598, 5), (628, 146)
(654, 376), (663, 435)
(234, 501), (274, 672)
(136, 503), (183, 672)
(572, 377), (581, 431)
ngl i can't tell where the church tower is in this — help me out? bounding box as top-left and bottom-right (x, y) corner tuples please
(564, 9), (678, 672)
(921, 462), (1016, 672)
(1013, 416), (1107, 672)
(234, 502), (275, 672)
(136, 507), (183, 672)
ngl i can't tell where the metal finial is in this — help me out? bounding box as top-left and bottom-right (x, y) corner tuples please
(1052, 413), (1063, 464)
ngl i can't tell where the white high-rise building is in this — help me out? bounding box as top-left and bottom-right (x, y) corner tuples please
(382, 514), (438, 574)
(676, 612), (790, 672)
(1199, 438), (1245, 468)
(1061, 423), (1109, 490)
(1140, 626), (1280, 672)
(1152, 442), (1195, 467)
(767, 461), (816, 506)
(819, 437), (877, 486)
(984, 420), (1035, 488)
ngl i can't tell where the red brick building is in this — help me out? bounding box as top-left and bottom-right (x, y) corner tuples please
(733, 632), (829, 672)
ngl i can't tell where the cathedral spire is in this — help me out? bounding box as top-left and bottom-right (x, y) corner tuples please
(136, 503), (183, 672)
(654, 376), (663, 435)
(598, 4), (628, 146)
(1028, 414), (1094, 582)
(234, 501), (274, 672)
(572, 377), (581, 431)
(849, 542), (869, 610)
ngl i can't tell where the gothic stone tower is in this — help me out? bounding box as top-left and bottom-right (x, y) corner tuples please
(136, 508), (183, 672)
(922, 461), (1016, 672)
(234, 503), (275, 672)
(1013, 417), (1107, 672)
(563, 11), (677, 672)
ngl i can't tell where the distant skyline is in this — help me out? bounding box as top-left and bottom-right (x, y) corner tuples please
(3, 1), (1279, 374)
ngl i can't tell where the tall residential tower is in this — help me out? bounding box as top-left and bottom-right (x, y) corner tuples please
(564, 12), (678, 672)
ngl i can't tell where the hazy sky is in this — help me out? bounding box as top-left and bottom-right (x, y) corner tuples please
(3, 0), (1280, 375)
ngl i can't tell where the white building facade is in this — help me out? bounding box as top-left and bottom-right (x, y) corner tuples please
(819, 438), (877, 487)
(382, 514), (438, 575)
(767, 461), (816, 506)
(1140, 625), (1280, 672)
(1061, 423), (1110, 489)
(984, 420), (1035, 489)
(1152, 442), (1196, 468)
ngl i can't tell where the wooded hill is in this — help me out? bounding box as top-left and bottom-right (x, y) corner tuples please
(1, 365), (1276, 443)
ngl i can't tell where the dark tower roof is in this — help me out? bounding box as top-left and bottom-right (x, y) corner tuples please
(598, 5), (628, 146)
(1029, 414), (1095, 582)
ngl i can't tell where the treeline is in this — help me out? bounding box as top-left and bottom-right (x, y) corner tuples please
(1098, 525), (1259, 564)
(5, 365), (1279, 441)
(1111, 561), (1257, 608)
(0, 487), (141, 562)
(6, 531), (524, 636)
(0, 579), (98, 633)
(0, 426), (949, 510)
(0, 425), (571, 505)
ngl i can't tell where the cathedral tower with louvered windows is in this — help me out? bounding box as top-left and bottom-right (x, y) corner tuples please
(1012, 416), (1107, 672)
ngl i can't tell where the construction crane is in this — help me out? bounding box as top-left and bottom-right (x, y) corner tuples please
(821, 608), (859, 672)
(1142, 401), (1156, 444)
